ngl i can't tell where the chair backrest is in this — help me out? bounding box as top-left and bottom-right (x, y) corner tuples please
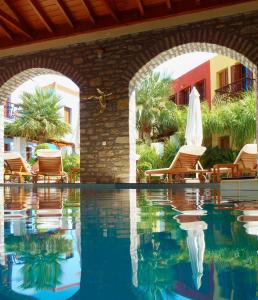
(169, 145), (206, 170)
(234, 144), (257, 170)
(37, 149), (63, 174)
(4, 152), (30, 173)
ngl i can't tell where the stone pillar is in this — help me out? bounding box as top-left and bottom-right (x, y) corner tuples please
(13, 137), (27, 159)
(0, 104), (3, 183)
(80, 90), (131, 183)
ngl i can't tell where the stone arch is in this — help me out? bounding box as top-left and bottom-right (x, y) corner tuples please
(0, 57), (84, 100)
(0, 57), (84, 183)
(128, 30), (258, 182)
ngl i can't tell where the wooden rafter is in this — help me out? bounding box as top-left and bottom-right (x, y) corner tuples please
(2, 0), (32, 37)
(78, 0), (96, 24)
(165, 0), (172, 10)
(55, 0), (75, 28)
(0, 8), (32, 38)
(136, 0), (145, 16)
(28, 0), (54, 33)
(0, 20), (13, 41)
(103, 0), (119, 22)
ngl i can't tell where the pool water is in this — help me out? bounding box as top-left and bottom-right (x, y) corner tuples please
(0, 187), (258, 300)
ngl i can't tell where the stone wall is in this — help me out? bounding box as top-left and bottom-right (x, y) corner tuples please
(0, 11), (258, 183)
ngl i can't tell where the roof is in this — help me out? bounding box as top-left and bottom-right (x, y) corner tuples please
(0, 0), (254, 52)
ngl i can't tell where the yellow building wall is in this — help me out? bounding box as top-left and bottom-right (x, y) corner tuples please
(210, 55), (238, 101)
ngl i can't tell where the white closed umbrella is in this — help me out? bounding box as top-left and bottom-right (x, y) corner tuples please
(185, 87), (203, 146)
(179, 220), (207, 290)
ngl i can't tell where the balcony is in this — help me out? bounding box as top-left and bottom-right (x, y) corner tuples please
(3, 101), (19, 120)
(215, 77), (255, 97)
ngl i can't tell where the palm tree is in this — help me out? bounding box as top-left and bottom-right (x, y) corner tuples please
(5, 87), (71, 143)
(136, 72), (177, 143)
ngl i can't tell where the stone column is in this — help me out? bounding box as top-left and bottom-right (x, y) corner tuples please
(13, 137), (27, 159)
(0, 104), (4, 183)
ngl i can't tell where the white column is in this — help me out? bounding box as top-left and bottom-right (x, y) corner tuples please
(13, 137), (27, 159)
(256, 74), (258, 173)
(129, 89), (136, 183)
(130, 189), (138, 287)
(0, 104), (4, 183)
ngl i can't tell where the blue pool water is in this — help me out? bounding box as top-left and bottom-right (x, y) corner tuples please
(0, 187), (258, 300)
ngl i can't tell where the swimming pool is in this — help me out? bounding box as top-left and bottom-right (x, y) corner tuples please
(0, 187), (257, 300)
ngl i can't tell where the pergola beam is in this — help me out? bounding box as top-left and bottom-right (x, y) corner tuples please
(0, 20), (14, 41)
(55, 0), (75, 28)
(136, 0), (145, 16)
(103, 0), (119, 22)
(0, 8), (32, 38)
(79, 0), (96, 25)
(28, 0), (54, 33)
(165, 0), (172, 10)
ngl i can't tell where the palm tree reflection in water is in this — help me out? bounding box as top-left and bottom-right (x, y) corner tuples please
(8, 234), (73, 290)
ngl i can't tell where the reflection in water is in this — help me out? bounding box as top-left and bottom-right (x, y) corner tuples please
(0, 187), (258, 299)
(0, 187), (81, 300)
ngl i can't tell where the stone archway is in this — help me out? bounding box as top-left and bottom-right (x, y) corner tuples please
(0, 58), (84, 183)
(128, 39), (258, 182)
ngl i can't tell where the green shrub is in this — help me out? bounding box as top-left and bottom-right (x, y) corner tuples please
(200, 146), (238, 168)
(62, 153), (80, 174)
(136, 144), (161, 181)
(161, 136), (181, 167)
(28, 143), (51, 166)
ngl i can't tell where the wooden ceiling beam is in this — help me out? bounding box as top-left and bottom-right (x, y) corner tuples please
(165, 0), (172, 10)
(0, 9), (32, 38)
(103, 0), (119, 22)
(78, 0), (96, 25)
(136, 0), (145, 16)
(0, 20), (14, 41)
(28, 0), (54, 33)
(55, 0), (75, 28)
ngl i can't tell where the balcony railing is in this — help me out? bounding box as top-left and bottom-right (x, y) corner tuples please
(215, 77), (255, 96)
(3, 101), (19, 120)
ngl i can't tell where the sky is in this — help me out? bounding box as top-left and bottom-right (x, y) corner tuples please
(11, 74), (79, 101)
(11, 52), (217, 99)
(155, 52), (217, 79)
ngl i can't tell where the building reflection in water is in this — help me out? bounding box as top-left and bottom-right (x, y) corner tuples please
(0, 187), (81, 300)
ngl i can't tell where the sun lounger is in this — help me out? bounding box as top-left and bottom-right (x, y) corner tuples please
(4, 152), (32, 183)
(35, 149), (67, 183)
(145, 145), (207, 183)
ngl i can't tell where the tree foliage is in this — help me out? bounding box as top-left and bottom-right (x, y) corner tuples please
(136, 73), (178, 142)
(5, 87), (71, 143)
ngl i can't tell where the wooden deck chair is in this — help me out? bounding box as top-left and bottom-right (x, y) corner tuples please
(145, 145), (207, 183)
(35, 149), (67, 183)
(235, 144), (257, 175)
(4, 152), (32, 183)
(213, 144), (257, 181)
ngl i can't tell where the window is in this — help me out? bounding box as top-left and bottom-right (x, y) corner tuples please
(219, 136), (230, 149)
(195, 80), (206, 102)
(4, 143), (10, 151)
(218, 68), (228, 88)
(179, 86), (191, 105)
(64, 107), (71, 124)
(26, 146), (32, 160)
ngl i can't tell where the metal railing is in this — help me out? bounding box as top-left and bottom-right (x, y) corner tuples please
(3, 101), (19, 120)
(215, 77), (255, 96)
